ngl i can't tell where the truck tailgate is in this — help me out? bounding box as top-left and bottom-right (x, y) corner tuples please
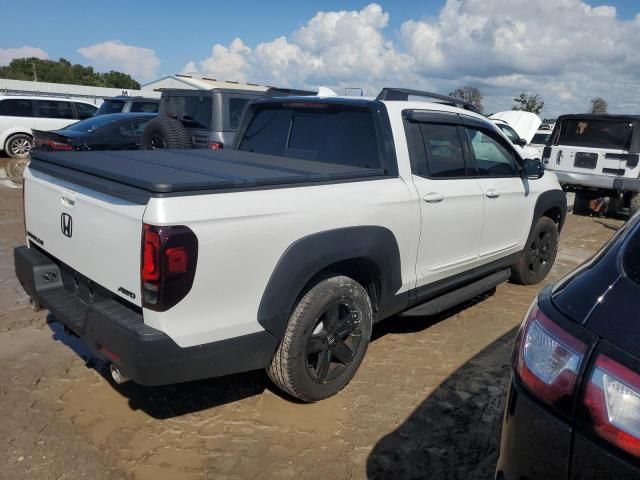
(24, 166), (146, 306)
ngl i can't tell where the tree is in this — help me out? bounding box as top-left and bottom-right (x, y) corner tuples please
(590, 97), (608, 114)
(512, 92), (544, 114)
(0, 57), (140, 89)
(449, 86), (483, 113)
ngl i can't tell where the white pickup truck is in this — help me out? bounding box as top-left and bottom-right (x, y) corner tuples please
(15, 88), (566, 401)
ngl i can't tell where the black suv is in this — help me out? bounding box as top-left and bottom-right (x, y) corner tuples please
(96, 96), (160, 116)
(141, 87), (315, 150)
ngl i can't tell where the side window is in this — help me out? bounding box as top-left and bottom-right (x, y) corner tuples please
(74, 102), (97, 119)
(132, 118), (152, 135)
(404, 121), (467, 178)
(130, 102), (159, 113)
(229, 98), (250, 129)
(35, 100), (74, 119)
(465, 127), (519, 177)
(0, 99), (34, 117)
(119, 122), (136, 136)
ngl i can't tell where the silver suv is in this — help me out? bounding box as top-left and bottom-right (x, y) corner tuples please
(140, 86), (314, 151)
(543, 114), (640, 216)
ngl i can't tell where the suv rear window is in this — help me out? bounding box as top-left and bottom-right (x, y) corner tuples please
(162, 96), (212, 129)
(96, 100), (125, 115)
(558, 119), (633, 150)
(130, 101), (159, 113)
(238, 105), (380, 169)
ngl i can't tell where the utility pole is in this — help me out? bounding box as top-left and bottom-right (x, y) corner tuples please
(32, 62), (38, 82)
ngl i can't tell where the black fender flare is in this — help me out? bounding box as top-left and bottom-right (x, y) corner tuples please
(531, 189), (567, 234)
(257, 226), (403, 339)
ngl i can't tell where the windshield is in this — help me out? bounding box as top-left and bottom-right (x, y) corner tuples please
(531, 133), (551, 145)
(497, 124), (520, 143)
(96, 100), (125, 115)
(65, 115), (122, 133)
(558, 119), (633, 150)
(162, 95), (212, 129)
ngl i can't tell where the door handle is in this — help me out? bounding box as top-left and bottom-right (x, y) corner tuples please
(423, 192), (444, 203)
(485, 189), (500, 199)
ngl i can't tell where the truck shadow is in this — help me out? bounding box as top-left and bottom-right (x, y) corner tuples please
(366, 326), (517, 480)
(47, 316), (268, 419)
(46, 287), (507, 421)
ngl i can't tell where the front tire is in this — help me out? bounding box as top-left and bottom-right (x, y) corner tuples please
(511, 217), (559, 285)
(267, 275), (373, 402)
(5, 133), (32, 158)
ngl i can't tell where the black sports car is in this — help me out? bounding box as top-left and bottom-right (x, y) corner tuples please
(497, 212), (640, 479)
(33, 112), (156, 152)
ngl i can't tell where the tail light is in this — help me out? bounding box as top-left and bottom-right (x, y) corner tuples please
(209, 142), (223, 150)
(583, 354), (640, 457)
(542, 146), (551, 163)
(38, 138), (73, 151)
(141, 224), (198, 311)
(513, 301), (587, 415)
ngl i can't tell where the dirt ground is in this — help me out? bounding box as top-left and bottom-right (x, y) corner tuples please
(0, 162), (624, 480)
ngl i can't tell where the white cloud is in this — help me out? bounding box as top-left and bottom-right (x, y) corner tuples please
(77, 41), (160, 82)
(185, 1), (640, 117)
(0, 46), (49, 66)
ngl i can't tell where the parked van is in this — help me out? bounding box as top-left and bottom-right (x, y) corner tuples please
(0, 96), (98, 158)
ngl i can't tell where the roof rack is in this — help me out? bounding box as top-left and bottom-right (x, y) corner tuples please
(376, 87), (480, 113)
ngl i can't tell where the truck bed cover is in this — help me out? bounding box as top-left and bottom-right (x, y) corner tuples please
(29, 149), (386, 195)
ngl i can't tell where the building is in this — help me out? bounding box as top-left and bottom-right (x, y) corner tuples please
(0, 78), (161, 105)
(141, 73), (272, 92)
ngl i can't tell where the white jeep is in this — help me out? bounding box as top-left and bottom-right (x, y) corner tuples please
(543, 113), (640, 216)
(15, 88), (566, 401)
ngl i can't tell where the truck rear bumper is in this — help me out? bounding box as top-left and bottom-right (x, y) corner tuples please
(550, 170), (640, 193)
(14, 245), (278, 386)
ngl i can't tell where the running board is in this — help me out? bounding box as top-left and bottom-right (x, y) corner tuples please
(399, 269), (511, 317)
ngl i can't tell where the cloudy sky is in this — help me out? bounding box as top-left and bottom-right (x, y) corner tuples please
(1, 0), (639, 117)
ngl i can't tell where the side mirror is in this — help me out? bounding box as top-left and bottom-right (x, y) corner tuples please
(517, 137), (528, 147)
(522, 158), (544, 179)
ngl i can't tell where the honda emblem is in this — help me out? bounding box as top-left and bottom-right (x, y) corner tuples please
(61, 213), (73, 238)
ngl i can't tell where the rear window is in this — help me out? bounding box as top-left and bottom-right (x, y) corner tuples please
(238, 105), (381, 169)
(228, 98), (250, 129)
(0, 99), (33, 117)
(96, 100), (125, 115)
(531, 132), (551, 145)
(130, 101), (159, 113)
(624, 224), (640, 285)
(162, 95), (212, 129)
(558, 119), (633, 150)
(65, 115), (122, 133)
(74, 102), (97, 119)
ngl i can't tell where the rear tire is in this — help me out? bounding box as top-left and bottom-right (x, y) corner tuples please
(5, 133), (32, 158)
(140, 116), (191, 150)
(630, 192), (640, 217)
(267, 275), (372, 402)
(606, 195), (621, 217)
(511, 217), (559, 285)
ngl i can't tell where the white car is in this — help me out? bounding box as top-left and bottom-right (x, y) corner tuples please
(0, 96), (97, 158)
(529, 129), (553, 159)
(490, 111), (543, 160)
(15, 88), (566, 401)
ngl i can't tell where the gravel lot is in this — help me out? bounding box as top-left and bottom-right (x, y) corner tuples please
(0, 160), (623, 479)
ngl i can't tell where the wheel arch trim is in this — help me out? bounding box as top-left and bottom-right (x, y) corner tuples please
(257, 226), (403, 339)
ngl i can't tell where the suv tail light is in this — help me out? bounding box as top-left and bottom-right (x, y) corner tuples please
(583, 355), (640, 457)
(514, 301), (587, 414)
(141, 224), (198, 311)
(542, 146), (552, 163)
(209, 142), (223, 150)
